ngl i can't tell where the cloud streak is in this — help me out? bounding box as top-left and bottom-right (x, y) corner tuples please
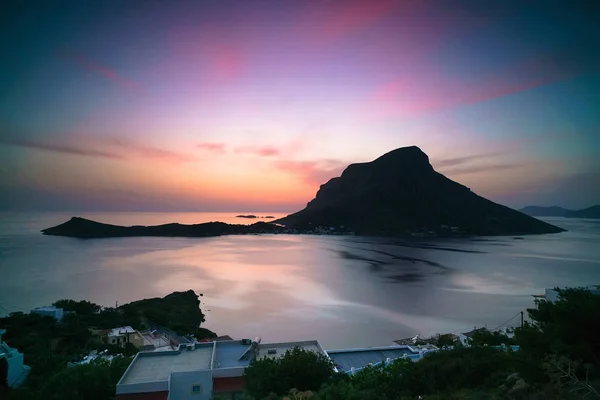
(442, 163), (524, 176)
(0, 136), (123, 159)
(235, 145), (281, 157)
(433, 152), (505, 169)
(198, 142), (227, 154)
(97, 136), (193, 163)
(0, 133), (192, 163)
(275, 159), (346, 185)
(61, 50), (140, 90)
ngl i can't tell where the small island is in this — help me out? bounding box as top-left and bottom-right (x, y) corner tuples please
(236, 214), (258, 219)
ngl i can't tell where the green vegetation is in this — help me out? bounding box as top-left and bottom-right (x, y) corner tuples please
(1, 290), (215, 399)
(243, 288), (600, 399)
(4, 287), (598, 399)
(244, 347), (336, 399)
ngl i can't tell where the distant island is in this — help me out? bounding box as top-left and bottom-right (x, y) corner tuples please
(236, 215), (275, 219)
(42, 146), (565, 238)
(519, 205), (600, 219)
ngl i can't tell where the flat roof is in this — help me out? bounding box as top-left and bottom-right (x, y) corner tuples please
(108, 326), (136, 337)
(213, 341), (252, 369)
(118, 339), (328, 387)
(120, 344), (214, 385)
(327, 346), (415, 372)
(32, 306), (60, 311)
(256, 340), (325, 360)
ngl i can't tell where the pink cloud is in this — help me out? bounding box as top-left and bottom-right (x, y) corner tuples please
(321, 0), (397, 42)
(61, 50), (140, 90)
(198, 142), (227, 153)
(97, 136), (193, 163)
(275, 159), (346, 185)
(290, 0), (413, 47)
(162, 22), (247, 84)
(213, 44), (245, 81)
(235, 145), (281, 157)
(371, 44), (596, 119)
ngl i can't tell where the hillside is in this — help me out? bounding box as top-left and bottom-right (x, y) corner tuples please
(275, 146), (565, 236)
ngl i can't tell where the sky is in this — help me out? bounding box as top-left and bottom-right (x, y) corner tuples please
(1, 0), (599, 212)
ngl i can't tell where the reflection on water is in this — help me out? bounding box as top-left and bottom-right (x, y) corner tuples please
(0, 213), (599, 348)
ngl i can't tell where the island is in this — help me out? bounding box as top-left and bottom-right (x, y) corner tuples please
(236, 214), (258, 219)
(519, 205), (600, 219)
(42, 218), (285, 238)
(41, 146), (565, 238)
(275, 146), (565, 236)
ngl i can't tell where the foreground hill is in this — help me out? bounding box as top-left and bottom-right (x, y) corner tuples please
(520, 205), (600, 219)
(42, 217), (283, 238)
(275, 146), (565, 236)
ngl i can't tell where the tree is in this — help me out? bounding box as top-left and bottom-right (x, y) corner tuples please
(469, 330), (516, 346)
(39, 363), (114, 400)
(53, 300), (101, 315)
(244, 347), (335, 399)
(516, 288), (600, 365)
(436, 334), (457, 348)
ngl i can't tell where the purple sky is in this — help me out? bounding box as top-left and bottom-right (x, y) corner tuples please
(1, 0), (599, 211)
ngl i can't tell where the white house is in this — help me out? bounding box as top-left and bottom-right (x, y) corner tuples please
(116, 338), (329, 400)
(0, 329), (31, 388)
(31, 306), (64, 321)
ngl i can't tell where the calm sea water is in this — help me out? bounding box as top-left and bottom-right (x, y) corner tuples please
(1, 212), (599, 349)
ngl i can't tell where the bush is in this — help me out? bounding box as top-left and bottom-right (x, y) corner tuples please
(244, 346), (335, 399)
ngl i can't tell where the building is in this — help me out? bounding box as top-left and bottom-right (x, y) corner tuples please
(0, 329), (31, 388)
(327, 344), (438, 374)
(116, 338), (329, 400)
(31, 306), (64, 321)
(542, 285), (600, 303)
(104, 326), (145, 349)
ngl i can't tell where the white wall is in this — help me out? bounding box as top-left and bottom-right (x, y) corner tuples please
(169, 370), (213, 400)
(3, 350), (29, 387)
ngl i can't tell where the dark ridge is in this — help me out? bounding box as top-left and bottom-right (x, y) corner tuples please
(41, 217), (283, 238)
(520, 205), (600, 219)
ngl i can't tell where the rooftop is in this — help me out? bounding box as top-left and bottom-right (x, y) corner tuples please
(213, 340), (253, 369)
(118, 339), (329, 388)
(327, 345), (417, 372)
(32, 306), (61, 311)
(108, 326), (137, 337)
(255, 340), (325, 360)
(120, 343), (214, 385)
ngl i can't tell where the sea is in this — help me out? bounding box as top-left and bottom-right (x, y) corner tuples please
(1, 212), (599, 349)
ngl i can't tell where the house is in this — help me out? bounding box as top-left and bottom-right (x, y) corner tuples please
(103, 326), (145, 349)
(115, 337), (329, 400)
(327, 344), (439, 374)
(0, 329), (31, 388)
(542, 285), (600, 303)
(31, 306), (64, 321)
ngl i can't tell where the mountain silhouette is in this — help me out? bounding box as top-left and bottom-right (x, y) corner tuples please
(275, 146), (565, 236)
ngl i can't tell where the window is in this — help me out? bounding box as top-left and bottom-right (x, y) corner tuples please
(191, 384), (202, 394)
